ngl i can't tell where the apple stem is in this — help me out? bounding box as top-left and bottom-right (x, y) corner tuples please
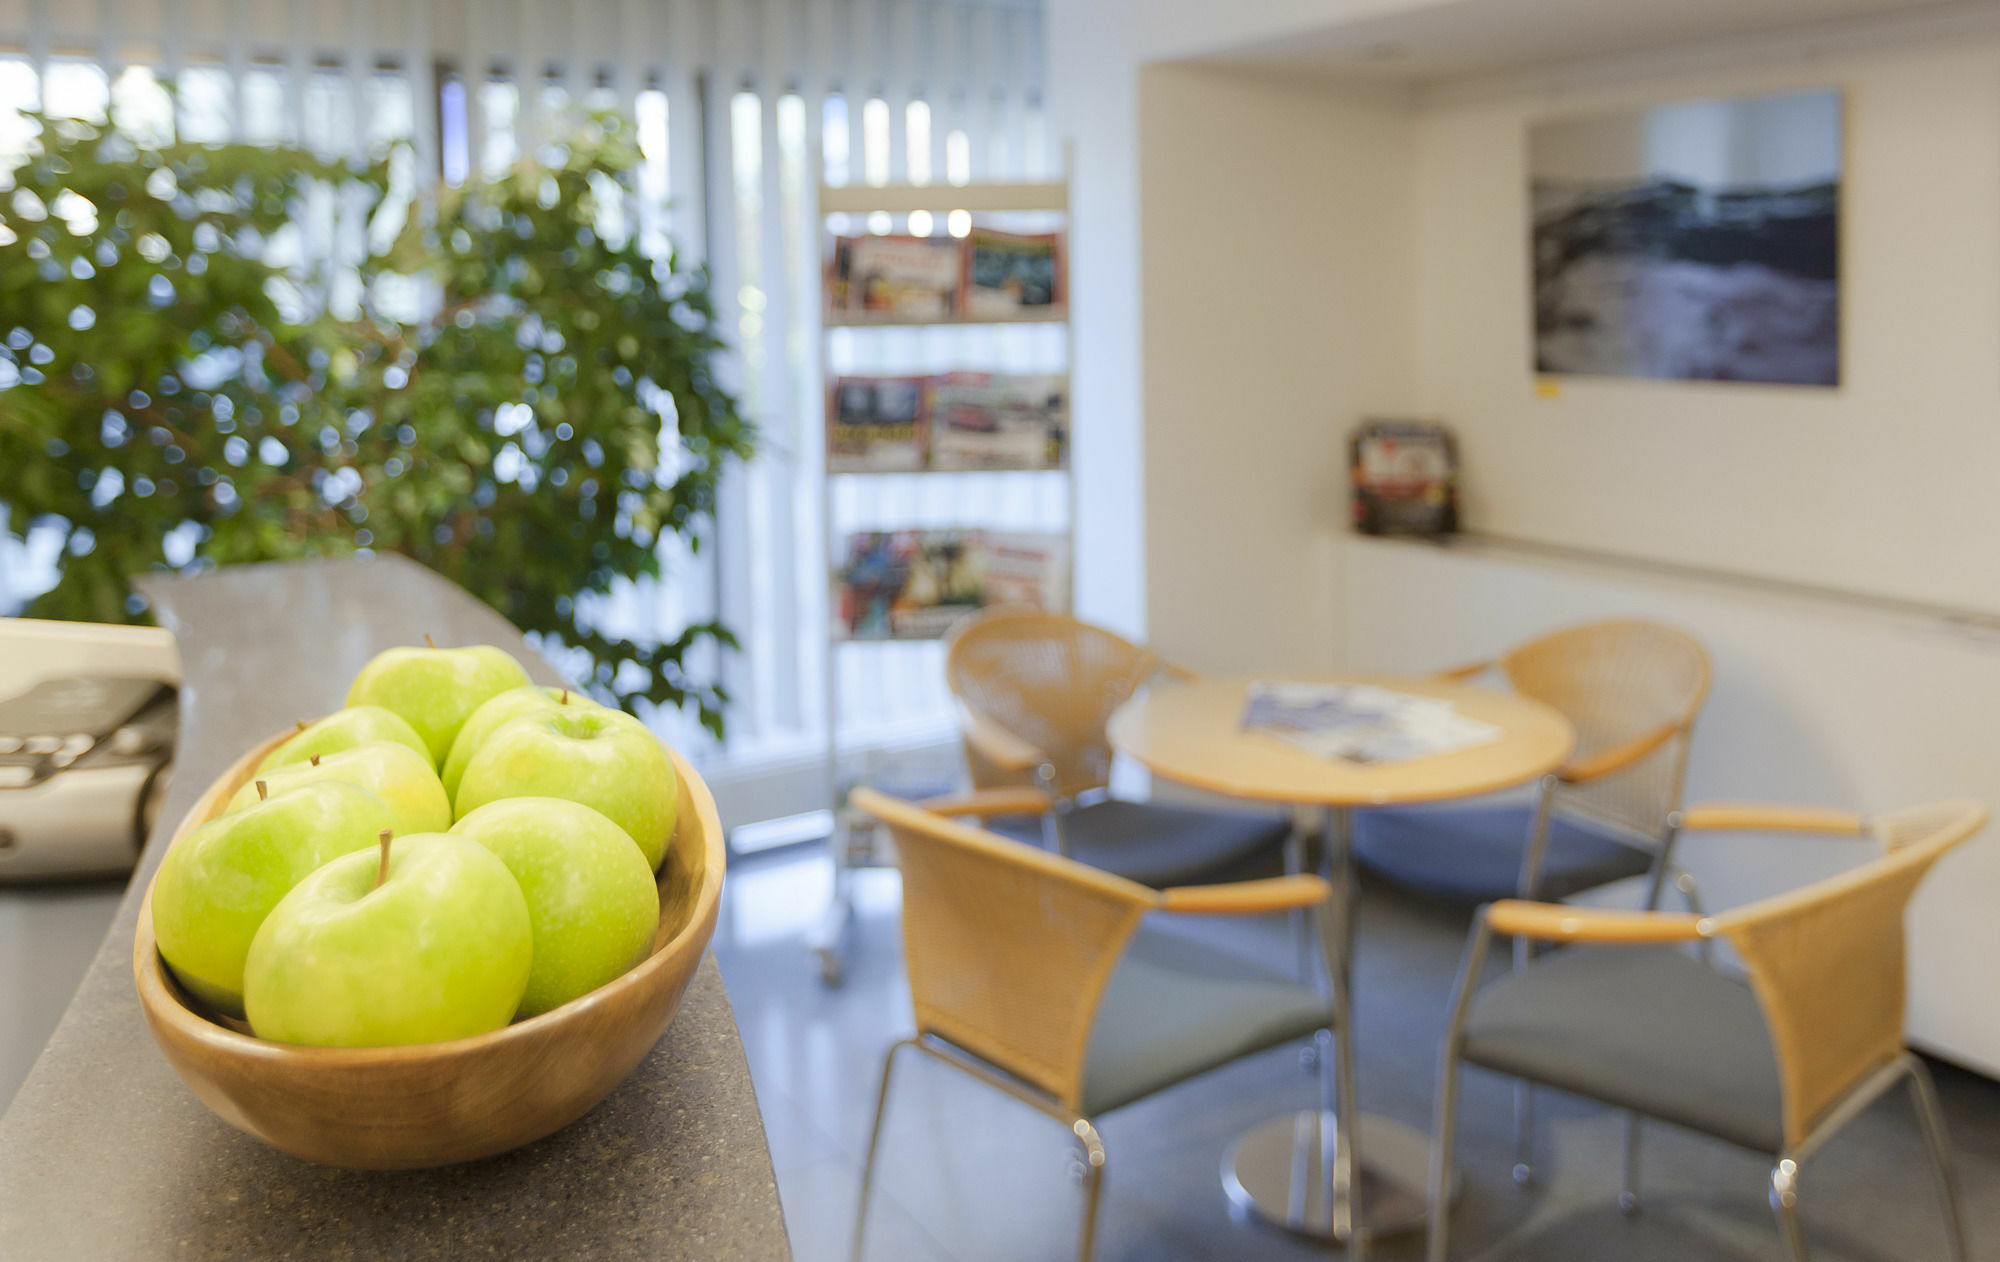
(375, 829), (393, 890)
(309, 753), (321, 766)
(560, 689), (569, 705)
(295, 718), (309, 732)
(255, 779), (268, 802)
(424, 633), (438, 649)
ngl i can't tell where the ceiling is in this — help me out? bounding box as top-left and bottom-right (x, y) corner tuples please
(1192, 0), (1991, 84)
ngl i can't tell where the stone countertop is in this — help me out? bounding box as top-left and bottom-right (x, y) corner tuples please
(0, 555), (790, 1260)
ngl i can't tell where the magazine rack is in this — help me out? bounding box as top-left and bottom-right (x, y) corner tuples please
(810, 178), (1075, 986)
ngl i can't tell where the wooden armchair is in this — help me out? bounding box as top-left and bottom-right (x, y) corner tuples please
(848, 787), (1365, 1261)
(1356, 619), (1713, 910)
(943, 610), (1291, 889)
(1427, 799), (1986, 1262)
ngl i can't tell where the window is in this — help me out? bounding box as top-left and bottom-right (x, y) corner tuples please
(0, 1), (1052, 809)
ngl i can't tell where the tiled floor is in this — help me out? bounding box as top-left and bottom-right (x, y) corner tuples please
(710, 848), (2000, 1262)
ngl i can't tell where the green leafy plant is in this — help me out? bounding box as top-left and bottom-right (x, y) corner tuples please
(0, 112), (752, 736)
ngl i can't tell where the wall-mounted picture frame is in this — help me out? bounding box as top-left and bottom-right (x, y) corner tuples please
(1529, 87), (1842, 387)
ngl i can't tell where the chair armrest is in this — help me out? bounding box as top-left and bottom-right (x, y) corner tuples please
(958, 710), (1052, 774)
(1485, 899), (1707, 943)
(1433, 658), (1493, 682)
(1677, 802), (1866, 835)
(1557, 720), (1682, 784)
(916, 787), (1055, 819)
(1160, 874), (1333, 916)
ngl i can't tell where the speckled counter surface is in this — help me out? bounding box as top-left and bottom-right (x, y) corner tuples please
(0, 555), (790, 1260)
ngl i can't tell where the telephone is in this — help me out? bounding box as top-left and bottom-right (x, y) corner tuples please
(0, 622), (179, 882)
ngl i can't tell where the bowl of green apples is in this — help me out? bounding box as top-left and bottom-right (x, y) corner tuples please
(132, 641), (725, 1170)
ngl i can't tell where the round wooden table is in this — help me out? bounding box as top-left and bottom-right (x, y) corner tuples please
(1107, 672), (1574, 1244)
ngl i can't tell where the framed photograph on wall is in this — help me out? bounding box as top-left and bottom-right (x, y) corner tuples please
(1529, 87), (1842, 386)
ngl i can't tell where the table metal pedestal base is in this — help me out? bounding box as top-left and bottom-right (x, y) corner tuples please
(1223, 1110), (1450, 1243)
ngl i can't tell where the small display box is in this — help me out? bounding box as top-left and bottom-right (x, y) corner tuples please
(1350, 419), (1459, 537)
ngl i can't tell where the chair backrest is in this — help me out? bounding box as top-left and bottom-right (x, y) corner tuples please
(849, 787), (1157, 1112)
(1499, 619), (1712, 839)
(944, 610), (1162, 798)
(1712, 799), (1986, 1149)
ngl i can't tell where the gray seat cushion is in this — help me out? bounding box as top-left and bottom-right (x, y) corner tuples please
(1353, 804), (1655, 905)
(1461, 946), (1785, 1153)
(991, 798), (1291, 889)
(1081, 922), (1329, 1116)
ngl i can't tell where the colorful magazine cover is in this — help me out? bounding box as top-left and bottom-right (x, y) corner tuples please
(926, 372), (1069, 471)
(834, 531), (983, 640)
(832, 234), (961, 318)
(833, 529), (1069, 639)
(960, 229), (1065, 318)
(827, 375), (930, 472)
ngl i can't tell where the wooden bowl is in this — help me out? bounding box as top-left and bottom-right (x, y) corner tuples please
(132, 727), (725, 1170)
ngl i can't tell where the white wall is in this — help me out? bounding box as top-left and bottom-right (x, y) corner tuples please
(1055, 1), (2000, 660)
(1047, 0), (1439, 647)
(1138, 65), (1416, 672)
(1412, 32), (2000, 615)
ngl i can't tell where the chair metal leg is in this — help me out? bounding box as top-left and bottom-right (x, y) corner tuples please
(1312, 890), (1370, 1258)
(1071, 1118), (1107, 1262)
(1513, 1083), (1534, 1185)
(1619, 1114), (1642, 1215)
(1513, 777), (1559, 970)
(1770, 1158), (1808, 1262)
(1640, 818), (1680, 911)
(853, 1038), (916, 1262)
(1674, 868), (1707, 917)
(1430, 915), (1492, 1262)
(1905, 1057), (1970, 1262)
(1427, 1045), (1463, 1262)
(1285, 822), (1313, 986)
(1034, 763), (1069, 857)
(1673, 868), (1715, 965)
(1332, 1022), (1369, 1259)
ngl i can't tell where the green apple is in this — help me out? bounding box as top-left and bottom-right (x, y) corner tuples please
(455, 709), (678, 869)
(439, 685), (602, 803)
(257, 705), (430, 773)
(345, 642), (533, 765)
(451, 798), (660, 1017)
(244, 833), (532, 1046)
(224, 740), (450, 838)
(152, 780), (395, 1017)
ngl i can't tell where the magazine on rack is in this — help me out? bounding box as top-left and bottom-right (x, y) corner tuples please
(1240, 681), (1500, 764)
(927, 373), (1069, 471)
(973, 530), (1070, 611)
(961, 229), (1065, 318)
(830, 235), (961, 318)
(833, 529), (1069, 640)
(827, 375), (930, 472)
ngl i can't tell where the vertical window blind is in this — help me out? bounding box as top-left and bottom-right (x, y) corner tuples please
(0, 0), (1055, 790)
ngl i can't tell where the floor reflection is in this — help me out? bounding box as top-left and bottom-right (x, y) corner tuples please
(712, 848), (2000, 1262)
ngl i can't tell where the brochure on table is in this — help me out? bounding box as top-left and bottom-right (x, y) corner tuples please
(1241, 681), (1501, 764)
